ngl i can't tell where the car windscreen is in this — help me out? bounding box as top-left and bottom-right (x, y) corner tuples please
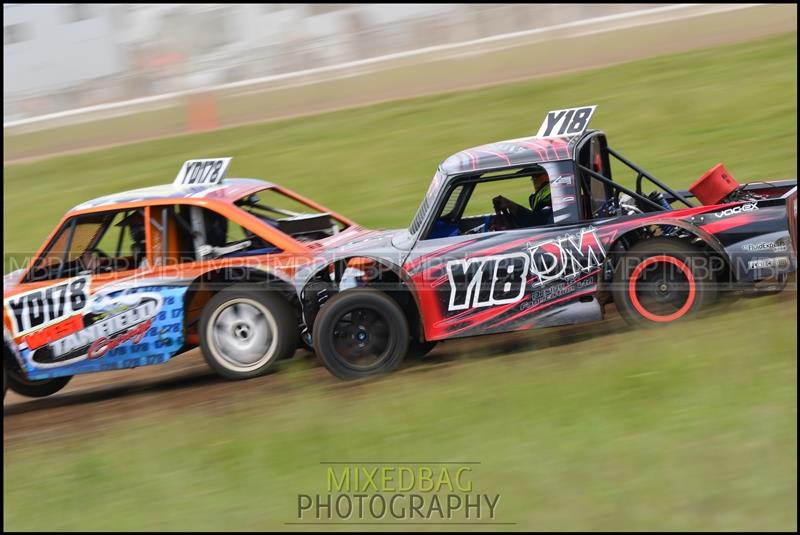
(409, 170), (446, 234)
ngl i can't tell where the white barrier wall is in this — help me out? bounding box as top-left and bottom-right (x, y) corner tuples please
(3, 4), (667, 124)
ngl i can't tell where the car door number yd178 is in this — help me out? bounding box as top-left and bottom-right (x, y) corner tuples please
(4, 275), (90, 336)
(445, 228), (606, 312)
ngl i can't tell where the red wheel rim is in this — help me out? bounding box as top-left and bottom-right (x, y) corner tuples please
(628, 255), (696, 323)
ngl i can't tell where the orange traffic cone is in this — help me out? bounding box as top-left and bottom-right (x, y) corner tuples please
(187, 93), (219, 133)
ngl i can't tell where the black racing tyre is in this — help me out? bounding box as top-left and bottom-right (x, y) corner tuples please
(199, 285), (298, 380)
(407, 340), (438, 359)
(612, 237), (716, 327)
(6, 367), (72, 398)
(313, 288), (409, 380)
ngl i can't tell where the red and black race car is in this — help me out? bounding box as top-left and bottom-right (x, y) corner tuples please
(4, 106), (794, 395)
(302, 106), (797, 379)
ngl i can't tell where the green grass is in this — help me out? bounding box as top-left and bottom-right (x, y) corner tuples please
(3, 34), (797, 531)
(3, 297), (797, 531)
(3, 33), (797, 271)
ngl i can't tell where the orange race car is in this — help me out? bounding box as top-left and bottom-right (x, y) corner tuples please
(3, 158), (355, 398)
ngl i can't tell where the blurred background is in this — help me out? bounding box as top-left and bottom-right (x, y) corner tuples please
(7, 3), (793, 159)
(4, 4), (670, 121)
(3, 3), (797, 532)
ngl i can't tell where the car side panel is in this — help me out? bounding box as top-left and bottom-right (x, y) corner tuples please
(691, 201), (796, 281)
(3, 254), (303, 380)
(3, 274), (190, 380)
(405, 201), (796, 341)
(404, 221), (608, 341)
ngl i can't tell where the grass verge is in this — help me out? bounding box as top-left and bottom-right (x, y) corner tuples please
(3, 297), (796, 530)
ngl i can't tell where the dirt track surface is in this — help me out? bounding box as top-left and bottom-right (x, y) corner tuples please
(3, 312), (633, 445)
(3, 347), (288, 443)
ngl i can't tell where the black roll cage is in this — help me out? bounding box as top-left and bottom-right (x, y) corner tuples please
(575, 130), (695, 212)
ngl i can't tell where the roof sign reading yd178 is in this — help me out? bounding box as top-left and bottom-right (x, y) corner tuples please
(174, 157), (232, 186)
(536, 105), (597, 138)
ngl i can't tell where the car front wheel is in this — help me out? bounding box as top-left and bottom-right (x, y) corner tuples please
(313, 288), (409, 380)
(5, 366), (72, 398)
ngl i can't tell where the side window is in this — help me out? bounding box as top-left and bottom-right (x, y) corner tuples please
(29, 223), (79, 279)
(194, 207), (281, 260)
(148, 205), (197, 266)
(425, 169), (554, 239)
(147, 205), (282, 264)
(26, 208), (147, 282)
(462, 177), (540, 219)
(93, 210), (141, 264)
(439, 185), (465, 221)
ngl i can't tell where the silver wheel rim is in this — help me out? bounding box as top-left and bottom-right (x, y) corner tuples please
(207, 298), (278, 373)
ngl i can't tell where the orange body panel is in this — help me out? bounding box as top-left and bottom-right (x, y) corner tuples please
(3, 180), (351, 344)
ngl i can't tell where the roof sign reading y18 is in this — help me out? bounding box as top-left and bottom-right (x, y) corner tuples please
(174, 157), (232, 186)
(536, 106), (597, 138)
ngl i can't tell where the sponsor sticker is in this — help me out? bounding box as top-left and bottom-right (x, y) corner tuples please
(747, 257), (790, 271)
(26, 291), (163, 368)
(525, 277), (595, 309)
(742, 241), (788, 252)
(715, 203), (758, 218)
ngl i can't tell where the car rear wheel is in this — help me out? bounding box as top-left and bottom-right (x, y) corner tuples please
(199, 285), (298, 380)
(5, 366), (72, 398)
(613, 238), (716, 326)
(313, 288), (409, 380)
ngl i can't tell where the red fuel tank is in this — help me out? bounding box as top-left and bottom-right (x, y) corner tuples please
(689, 163), (739, 205)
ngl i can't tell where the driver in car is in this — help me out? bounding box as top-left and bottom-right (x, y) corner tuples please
(491, 170), (553, 229)
(79, 211), (148, 272)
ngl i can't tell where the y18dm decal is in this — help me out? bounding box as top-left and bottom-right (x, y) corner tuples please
(527, 227), (605, 287)
(445, 228), (606, 312)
